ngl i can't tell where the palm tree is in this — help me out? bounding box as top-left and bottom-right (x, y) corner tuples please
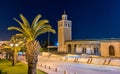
(8, 14), (55, 74)
(4, 34), (25, 66)
(11, 34), (25, 66)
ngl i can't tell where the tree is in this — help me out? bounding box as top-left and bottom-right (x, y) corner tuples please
(8, 14), (55, 74)
(4, 34), (25, 66)
(11, 34), (25, 66)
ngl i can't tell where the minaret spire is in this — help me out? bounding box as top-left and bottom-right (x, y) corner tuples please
(62, 10), (67, 20)
(64, 10), (66, 15)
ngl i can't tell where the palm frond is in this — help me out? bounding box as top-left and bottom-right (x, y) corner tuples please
(33, 24), (52, 37)
(20, 14), (30, 28)
(31, 14), (41, 29)
(4, 46), (11, 48)
(35, 24), (52, 32)
(13, 18), (27, 30)
(34, 19), (49, 31)
(8, 26), (24, 34)
(8, 26), (30, 39)
(13, 17), (33, 40)
(19, 14), (33, 40)
(8, 14), (56, 41)
(34, 28), (55, 39)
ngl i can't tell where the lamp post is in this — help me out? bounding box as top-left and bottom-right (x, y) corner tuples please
(48, 32), (50, 52)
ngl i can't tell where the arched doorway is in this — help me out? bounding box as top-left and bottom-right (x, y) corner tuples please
(68, 44), (71, 53)
(109, 45), (115, 56)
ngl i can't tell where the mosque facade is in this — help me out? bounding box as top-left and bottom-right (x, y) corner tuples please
(58, 12), (120, 57)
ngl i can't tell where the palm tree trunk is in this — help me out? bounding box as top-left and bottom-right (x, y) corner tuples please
(26, 40), (40, 74)
(12, 50), (17, 66)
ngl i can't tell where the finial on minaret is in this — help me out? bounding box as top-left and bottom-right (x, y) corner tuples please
(64, 10), (66, 15)
(62, 10), (67, 20)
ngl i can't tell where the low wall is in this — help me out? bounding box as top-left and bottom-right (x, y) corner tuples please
(78, 58), (90, 63)
(91, 58), (106, 65)
(42, 52), (51, 56)
(109, 59), (120, 66)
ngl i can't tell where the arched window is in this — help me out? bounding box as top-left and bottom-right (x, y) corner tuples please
(109, 45), (115, 56)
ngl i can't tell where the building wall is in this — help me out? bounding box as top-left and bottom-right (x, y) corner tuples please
(64, 40), (120, 57)
(65, 40), (100, 55)
(101, 41), (120, 57)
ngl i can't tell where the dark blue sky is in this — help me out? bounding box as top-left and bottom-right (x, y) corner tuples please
(0, 0), (120, 43)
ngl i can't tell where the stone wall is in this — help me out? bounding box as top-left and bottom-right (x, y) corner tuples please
(109, 59), (120, 66)
(100, 42), (120, 57)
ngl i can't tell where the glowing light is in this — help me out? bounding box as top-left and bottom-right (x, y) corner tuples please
(10, 44), (13, 47)
(15, 44), (18, 47)
(56, 42), (59, 46)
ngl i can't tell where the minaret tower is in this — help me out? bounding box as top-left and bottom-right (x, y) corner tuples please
(58, 11), (72, 52)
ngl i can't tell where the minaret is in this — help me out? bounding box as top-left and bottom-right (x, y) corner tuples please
(58, 11), (72, 52)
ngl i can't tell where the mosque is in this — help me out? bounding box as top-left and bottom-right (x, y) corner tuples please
(0, 12), (120, 58)
(58, 12), (120, 57)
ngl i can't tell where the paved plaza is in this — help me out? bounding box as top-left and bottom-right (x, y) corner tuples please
(37, 56), (120, 74)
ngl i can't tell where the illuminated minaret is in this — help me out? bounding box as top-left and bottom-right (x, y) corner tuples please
(58, 11), (72, 52)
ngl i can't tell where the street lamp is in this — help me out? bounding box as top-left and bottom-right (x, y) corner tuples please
(48, 32), (50, 52)
(10, 43), (18, 47)
(15, 44), (18, 47)
(10, 44), (13, 47)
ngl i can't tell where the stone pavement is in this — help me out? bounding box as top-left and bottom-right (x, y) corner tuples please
(19, 55), (63, 74)
(37, 56), (120, 74)
(37, 65), (64, 74)
(19, 55), (120, 74)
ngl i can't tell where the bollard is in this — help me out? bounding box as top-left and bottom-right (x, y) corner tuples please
(48, 66), (51, 69)
(41, 64), (42, 67)
(64, 70), (67, 74)
(45, 65), (46, 68)
(55, 68), (58, 72)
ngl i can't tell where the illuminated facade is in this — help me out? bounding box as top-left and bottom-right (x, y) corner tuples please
(58, 11), (72, 52)
(58, 12), (120, 57)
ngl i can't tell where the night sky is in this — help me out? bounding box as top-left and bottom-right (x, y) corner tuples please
(1, 0), (120, 43)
